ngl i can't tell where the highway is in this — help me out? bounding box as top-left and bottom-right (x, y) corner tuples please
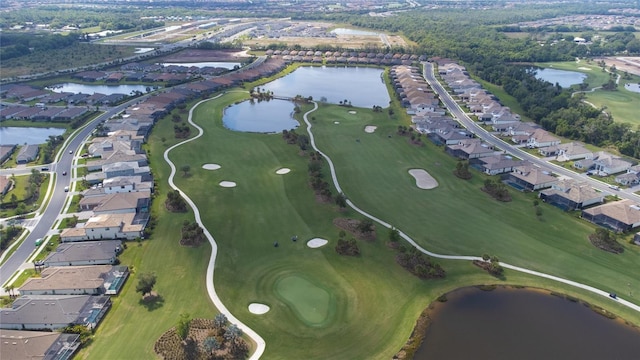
(0, 97), (148, 287)
(421, 62), (640, 202)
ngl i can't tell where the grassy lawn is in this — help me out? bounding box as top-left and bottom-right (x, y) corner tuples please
(535, 61), (640, 127)
(83, 92), (640, 360)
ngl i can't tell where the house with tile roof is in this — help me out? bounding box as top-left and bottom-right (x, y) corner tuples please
(0, 330), (80, 360)
(43, 241), (122, 267)
(508, 163), (558, 191)
(539, 179), (604, 210)
(582, 199), (640, 232)
(19, 265), (129, 296)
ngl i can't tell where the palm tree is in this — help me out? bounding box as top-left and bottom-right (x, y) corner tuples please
(214, 313), (227, 328)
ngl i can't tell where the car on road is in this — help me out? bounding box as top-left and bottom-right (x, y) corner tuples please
(64, 186), (69, 192)
(69, 150), (73, 154)
(41, 167), (49, 171)
(62, 171), (67, 176)
(35, 238), (43, 247)
(609, 293), (618, 299)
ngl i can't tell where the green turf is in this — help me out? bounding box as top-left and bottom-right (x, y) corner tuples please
(275, 274), (333, 326)
(81, 92), (640, 360)
(536, 61), (640, 126)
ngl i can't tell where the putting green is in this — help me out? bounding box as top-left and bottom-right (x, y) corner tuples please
(275, 275), (333, 326)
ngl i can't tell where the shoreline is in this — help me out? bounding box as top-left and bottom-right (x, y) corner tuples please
(393, 284), (640, 360)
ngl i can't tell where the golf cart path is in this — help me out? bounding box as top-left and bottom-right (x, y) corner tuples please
(301, 101), (640, 315)
(164, 93), (266, 359)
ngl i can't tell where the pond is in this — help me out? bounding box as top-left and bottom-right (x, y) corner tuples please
(331, 28), (380, 36)
(47, 83), (150, 95)
(259, 66), (390, 108)
(222, 99), (299, 133)
(533, 68), (587, 88)
(414, 287), (640, 360)
(0, 127), (65, 145)
(159, 62), (241, 69)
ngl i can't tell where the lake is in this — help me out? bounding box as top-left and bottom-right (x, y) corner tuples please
(0, 127), (65, 145)
(414, 287), (640, 359)
(159, 62), (241, 69)
(534, 68), (587, 88)
(259, 66), (390, 108)
(47, 83), (150, 95)
(331, 28), (380, 36)
(222, 99), (299, 133)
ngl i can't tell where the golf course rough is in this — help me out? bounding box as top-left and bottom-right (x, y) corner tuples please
(275, 274), (334, 326)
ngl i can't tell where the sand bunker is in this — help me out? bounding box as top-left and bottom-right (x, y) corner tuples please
(408, 169), (438, 189)
(577, 67), (592, 71)
(219, 181), (237, 188)
(276, 168), (291, 175)
(334, 121), (340, 124)
(364, 125), (377, 133)
(348, 111), (357, 114)
(202, 164), (221, 170)
(307, 238), (329, 248)
(248, 303), (270, 315)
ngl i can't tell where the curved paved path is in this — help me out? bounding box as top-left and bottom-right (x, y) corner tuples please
(301, 101), (640, 314)
(163, 94), (266, 359)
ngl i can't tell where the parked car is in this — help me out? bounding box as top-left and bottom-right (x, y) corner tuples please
(35, 238), (43, 247)
(62, 171), (67, 176)
(64, 186), (69, 192)
(41, 167), (49, 171)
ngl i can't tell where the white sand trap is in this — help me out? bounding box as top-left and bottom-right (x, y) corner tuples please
(334, 121), (340, 124)
(348, 111), (357, 114)
(219, 181), (237, 188)
(307, 238), (329, 248)
(408, 169), (438, 189)
(276, 168), (291, 175)
(578, 67), (592, 71)
(248, 303), (270, 315)
(364, 125), (377, 133)
(202, 164), (221, 170)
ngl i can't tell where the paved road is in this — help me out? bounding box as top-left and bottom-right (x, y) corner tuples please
(300, 101), (640, 316)
(163, 93), (266, 359)
(0, 97), (149, 287)
(421, 62), (639, 202)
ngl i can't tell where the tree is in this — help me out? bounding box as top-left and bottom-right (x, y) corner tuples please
(357, 219), (374, 234)
(203, 336), (220, 352)
(224, 324), (242, 341)
(176, 313), (191, 340)
(181, 165), (191, 177)
(214, 313), (227, 328)
(135, 272), (157, 297)
(335, 192), (347, 209)
(388, 227), (401, 242)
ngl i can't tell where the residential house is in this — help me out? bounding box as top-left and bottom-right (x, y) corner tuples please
(556, 142), (592, 162)
(526, 128), (561, 149)
(615, 165), (640, 186)
(574, 151), (633, 176)
(539, 179), (604, 210)
(508, 163), (557, 191)
(445, 138), (495, 159)
(582, 199), (640, 232)
(0, 295), (110, 331)
(0, 330), (80, 360)
(475, 155), (524, 175)
(0, 176), (11, 196)
(428, 125), (473, 145)
(16, 144), (39, 164)
(103, 161), (151, 180)
(60, 213), (145, 241)
(43, 240), (122, 267)
(0, 144), (16, 164)
(103, 175), (152, 194)
(78, 191), (150, 214)
(18, 265), (129, 296)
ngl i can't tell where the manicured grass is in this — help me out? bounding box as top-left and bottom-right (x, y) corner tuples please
(275, 274), (333, 326)
(307, 103), (640, 301)
(83, 92), (640, 360)
(536, 61), (640, 126)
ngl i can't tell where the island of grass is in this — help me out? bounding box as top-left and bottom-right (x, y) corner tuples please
(80, 91), (640, 360)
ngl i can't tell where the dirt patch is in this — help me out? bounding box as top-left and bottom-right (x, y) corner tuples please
(333, 218), (376, 241)
(597, 57), (640, 77)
